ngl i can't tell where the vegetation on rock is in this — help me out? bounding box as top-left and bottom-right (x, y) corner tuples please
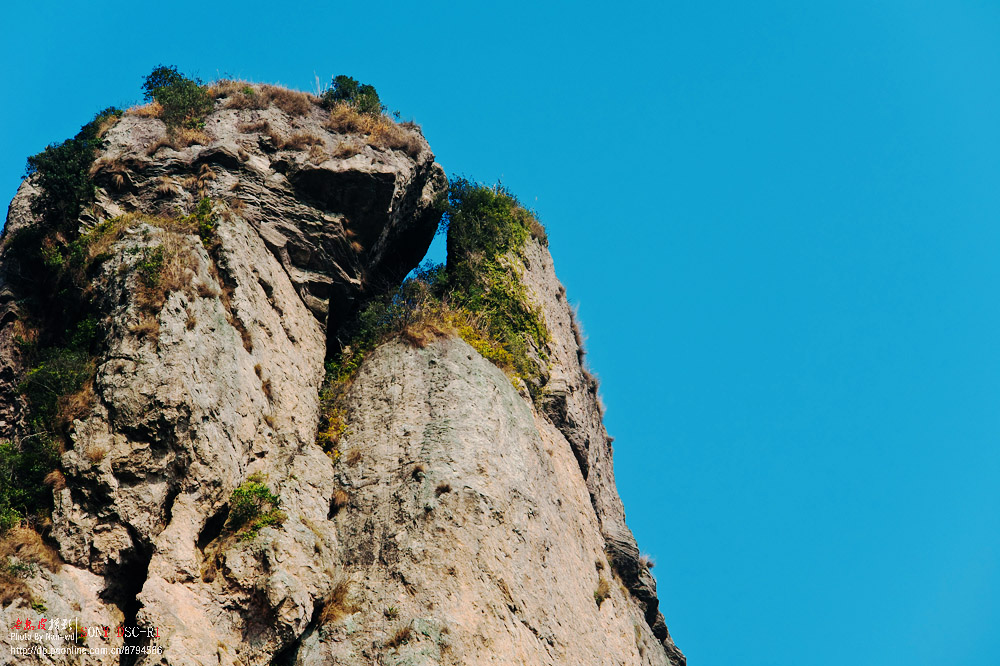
(225, 473), (285, 541)
(25, 107), (122, 231)
(0, 439), (60, 532)
(318, 178), (551, 454)
(321, 75), (385, 116)
(142, 65), (214, 129)
(8, 91), (221, 530)
(1, 109), (131, 531)
(594, 575), (612, 607)
(0, 526), (60, 606)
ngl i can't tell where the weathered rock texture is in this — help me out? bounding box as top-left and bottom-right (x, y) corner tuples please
(519, 241), (685, 664)
(0, 85), (682, 665)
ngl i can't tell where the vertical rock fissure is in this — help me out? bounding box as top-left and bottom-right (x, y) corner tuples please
(102, 525), (152, 666)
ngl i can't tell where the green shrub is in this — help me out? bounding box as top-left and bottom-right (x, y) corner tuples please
(442, 178), (534, 258)
(19, 348), (94, 429)
(142, 65), (214, 129)
(322, 74), (385, 115)
(8, 103), (129, 534)
(179, 197), (218, 247)
(24, 107), (121, 232)
(226, 473), (285, 540)
(136, 247), (164, 287)
(321, 178), (551, 412)
(142, 66), (185, 100)
(439, 179), (550, 394)
(325, 270), (443, 382)
(0, 438), (61, 532)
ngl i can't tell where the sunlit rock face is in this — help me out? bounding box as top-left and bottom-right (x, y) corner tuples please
(0, 83), (681, 666)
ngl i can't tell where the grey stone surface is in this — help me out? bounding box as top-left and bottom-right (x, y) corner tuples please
(518, 240), (683, 661)
(290, 337), (674, 666)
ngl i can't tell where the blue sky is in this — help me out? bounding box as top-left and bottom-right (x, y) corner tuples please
(2, 2), (998, 664)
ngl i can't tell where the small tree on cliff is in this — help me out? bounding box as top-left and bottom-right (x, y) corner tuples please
(321, 75), (385, 115)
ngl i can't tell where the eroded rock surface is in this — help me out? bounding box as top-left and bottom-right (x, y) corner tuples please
(287, 337), (674, 665)
(518, 240), (683, 661)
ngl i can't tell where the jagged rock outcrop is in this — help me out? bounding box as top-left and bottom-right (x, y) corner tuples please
(518, 241), (684, 664)
(0, 83), (682, 665)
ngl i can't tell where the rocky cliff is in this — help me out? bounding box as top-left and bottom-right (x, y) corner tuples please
(0, 79), (683, 666)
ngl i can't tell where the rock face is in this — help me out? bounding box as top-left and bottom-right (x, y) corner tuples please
(519, 241), (685, 664)
(0, 85), (682, 665)
(296, 337), (673, 665)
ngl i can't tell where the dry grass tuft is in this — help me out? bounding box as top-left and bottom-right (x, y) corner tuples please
(399, 319), (448, 349)
(0, 527), (61, 572)
(343, 448), (362, 466)
(84, 444), (108, 464)
(127, 101), (163, 118)
(135, 234), (200, 313)
(331, 488), (349, 515)
(319, 576), (357, 625)
(385, 625), (413, 649)
(89, 156), (139, 184)
(0, 571), (30, 607)
(370, 124), (424, 157)
(237, 119), (270, 134)
(280, 132), (324, 151)
(146, 137), (172, 156)
(57, 379), (95, 427)
(174, 128), (212, 149)
(326, 104), (377, 134)
(331, 141), (362, 159)
(435, 482), (452, 496)
(594, 576), (612, 608)
(528, 217), (548, 245)
(155, 176), (179, 197)
(131, 314), (160, 341)
(208, 79), (253, 99)
(43, 470), (66, 491)
(222, 87), (268, 111)
(238, 325), (253, 354)
(262, 85), (316, 116)
(639, 554), (655, 570)
(261, 127), (285, 150)
(146, 129), (212, 156)
(324, 104), (423, 157)
(221, 83), (316, 116)
(307, 143), (327, 163)
(261, 379), (273, 400)
(196, 282), (219, 298)
(94, 113), (121, 138)
(634, 623), (646, 657)
(187, 164), (216, 197)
